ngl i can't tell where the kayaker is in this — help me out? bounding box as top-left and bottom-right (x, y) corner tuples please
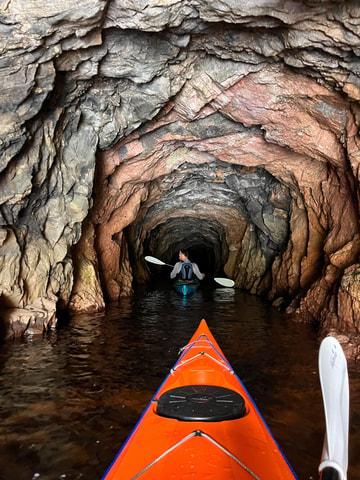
(170, 250), (205, 281)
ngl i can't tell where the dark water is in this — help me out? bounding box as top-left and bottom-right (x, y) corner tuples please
(0, 284), (359, 480)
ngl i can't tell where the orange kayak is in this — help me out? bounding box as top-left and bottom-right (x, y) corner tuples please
(102, 319), (298, 479)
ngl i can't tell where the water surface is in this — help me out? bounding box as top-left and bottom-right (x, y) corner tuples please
(0, 284), (359, 480)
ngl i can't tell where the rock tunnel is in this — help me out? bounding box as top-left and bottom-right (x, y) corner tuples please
(1, 1), (360, 348)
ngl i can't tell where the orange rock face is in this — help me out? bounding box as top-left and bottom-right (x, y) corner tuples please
(87, 64), (359, 341)
(0, 2), (359, 347)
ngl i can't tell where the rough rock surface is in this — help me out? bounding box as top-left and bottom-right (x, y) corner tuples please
(0, 1), (360, 353)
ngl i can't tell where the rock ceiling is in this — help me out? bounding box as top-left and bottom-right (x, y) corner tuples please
(0, 1), (360, 347)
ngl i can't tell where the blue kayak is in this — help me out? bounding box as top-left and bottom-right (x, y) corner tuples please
(174, 278), (200, 296)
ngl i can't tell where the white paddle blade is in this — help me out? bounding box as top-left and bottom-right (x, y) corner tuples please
(214, 277), (235, 288)
(319, 336), (349, 480)
(145, 256), (167, 266)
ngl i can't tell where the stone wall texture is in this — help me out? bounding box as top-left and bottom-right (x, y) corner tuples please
(0, 0), (360, 354)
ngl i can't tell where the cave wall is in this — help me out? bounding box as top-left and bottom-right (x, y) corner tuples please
(0, 1), (360, 345)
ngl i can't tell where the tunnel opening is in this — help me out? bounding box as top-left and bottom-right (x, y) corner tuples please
(145, 217), (227, 273)
(123, 160), (292, 293)
(56, 48), (359, 337)
(128, 216), (228, 284)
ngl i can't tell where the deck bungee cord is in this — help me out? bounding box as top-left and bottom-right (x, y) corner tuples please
(130, 429), (262, 480)
(171, 350), (234, 374)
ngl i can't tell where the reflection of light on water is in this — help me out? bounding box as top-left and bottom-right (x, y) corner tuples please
(1, 287), (360, 480)
(182, 295), (190, 307)
(213, 287), (235, 302)
(179, 289), (202, 307)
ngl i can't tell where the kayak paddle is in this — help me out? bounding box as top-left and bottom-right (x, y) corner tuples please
(319, 336), (349, 480)
(213, 277), (235, 287)
(145, 255), (235, 288)
(145, 255), (174, 267)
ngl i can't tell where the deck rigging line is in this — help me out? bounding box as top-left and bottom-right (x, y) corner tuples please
(130, 429), (262, 480)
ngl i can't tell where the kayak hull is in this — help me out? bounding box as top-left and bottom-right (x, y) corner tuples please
(174, 279), (199, 296)
(103, 319), (298, 480)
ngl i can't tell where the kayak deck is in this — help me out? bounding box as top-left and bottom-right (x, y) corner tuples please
(174, 279), (200, 296)
(103, 319), (298, 480)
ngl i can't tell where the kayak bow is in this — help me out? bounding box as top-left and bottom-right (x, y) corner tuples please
(102, 320), (297, 479)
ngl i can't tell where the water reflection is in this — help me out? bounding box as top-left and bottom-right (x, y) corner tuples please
(0, 286), (359, 480)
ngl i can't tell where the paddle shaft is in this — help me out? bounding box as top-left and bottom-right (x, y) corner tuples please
(145, 256), (173, 267)
(320, 468), (341, 480)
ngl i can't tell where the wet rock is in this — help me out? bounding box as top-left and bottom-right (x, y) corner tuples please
(0, 1), (359, 340)
(0, 297), (56, 339)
